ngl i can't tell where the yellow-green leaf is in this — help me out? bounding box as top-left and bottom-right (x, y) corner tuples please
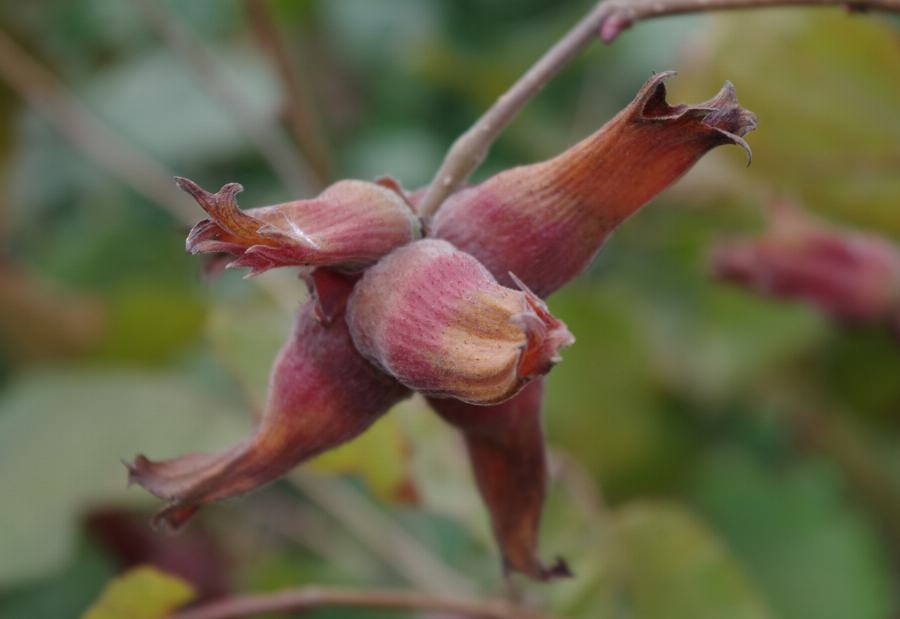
(82, 566), (195, 619)
(558, 502), (773, 619)
(308, 414), (414, 502)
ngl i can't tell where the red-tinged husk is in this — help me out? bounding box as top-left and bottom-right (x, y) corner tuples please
(429, 379), (571, 581)
(300, 268), (360, 325)
(180, 176), (422, 276)
(346, 239), (574, 405)
(712, 201), (900, 326)
(127, 280), (409, 530)
(430, 71), (757, 298)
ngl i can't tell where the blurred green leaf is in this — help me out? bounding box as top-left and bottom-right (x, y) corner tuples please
(321, 0), (444, 71)
(677, 12), (900, 234)
(94, 286), (206, 365)
(639, 282), (826, 404)
(344, 127), (444, 189)
(691, 450), (896, 619)
(0, 369), (247, 585)
(559, 502), (773, 619)
(816, 328), (900, 421)
(310, 415), (414, 503)
(206, 292), (293, 406)
(600, 202), (828, 405)
(82, 565), (194, 619)
(0, 538), (115, 619)
(86, 47), (279, 166)
(545, 283), (692, 498)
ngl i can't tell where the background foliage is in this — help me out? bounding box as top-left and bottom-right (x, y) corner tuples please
(1, 1), (899, 618)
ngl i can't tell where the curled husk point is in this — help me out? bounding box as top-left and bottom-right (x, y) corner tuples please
(712, 201), (900, 327)
(429, 379), (570, 581)
(346, 239), (574, 405)
(127, 278), (409, 530)
(180, 176), (421, 275)
(431, 71), (758, 298)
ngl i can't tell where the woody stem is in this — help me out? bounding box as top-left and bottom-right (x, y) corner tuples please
(168, 586), (560, 619)
(416, 0), (900, 221)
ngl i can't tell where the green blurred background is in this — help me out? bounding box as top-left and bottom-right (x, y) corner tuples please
(1, 1), (899, 618)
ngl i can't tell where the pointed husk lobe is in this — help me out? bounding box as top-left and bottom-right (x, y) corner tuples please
(180, 177), (421, 276)
(429, 379), (570, 581)
(431, 71), (757, 298)
(127, 276), (409, 530)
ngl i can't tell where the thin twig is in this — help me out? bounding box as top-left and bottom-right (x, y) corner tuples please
(289, 471), (480, 597)
(596, 0), (900, 41)
(415, 1), (613, 222)
(0, 29), (195, 223)
(135, 0), (316, 195)
(415, 0), (900, 221)
(245, 0), (334, 186)
(169, 586), (559, 619)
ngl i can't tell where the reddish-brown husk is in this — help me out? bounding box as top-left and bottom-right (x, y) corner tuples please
(431, 71), (757, 299)
(346, 240), (573, 405)
(429, 379), (570, 581)
(180, 177), (421, 276)
(712, 201), (900, 327)
(127, 276), (409, 530)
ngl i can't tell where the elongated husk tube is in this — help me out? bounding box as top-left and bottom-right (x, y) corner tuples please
(127, 276), (409, 530)
(431, 71), (757, 298)
(429, 379), (570, 581)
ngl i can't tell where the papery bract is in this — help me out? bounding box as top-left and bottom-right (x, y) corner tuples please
(180, 177), (421, 276)
(429, 379), (570, 581)
(127, 274), (409, 530)
(346, 239), (574, 405)
(430, 71), (758, 298)
(712, 201), (900, 326)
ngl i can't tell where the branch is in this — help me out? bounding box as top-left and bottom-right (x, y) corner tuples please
(415, 0), (900, 221)
(245, 0), (334, 186)
(169, 586), (559, 619)
(135, 0), (317, 195)
(0, 29), (195, 224)
(597, 0), (900, 41)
